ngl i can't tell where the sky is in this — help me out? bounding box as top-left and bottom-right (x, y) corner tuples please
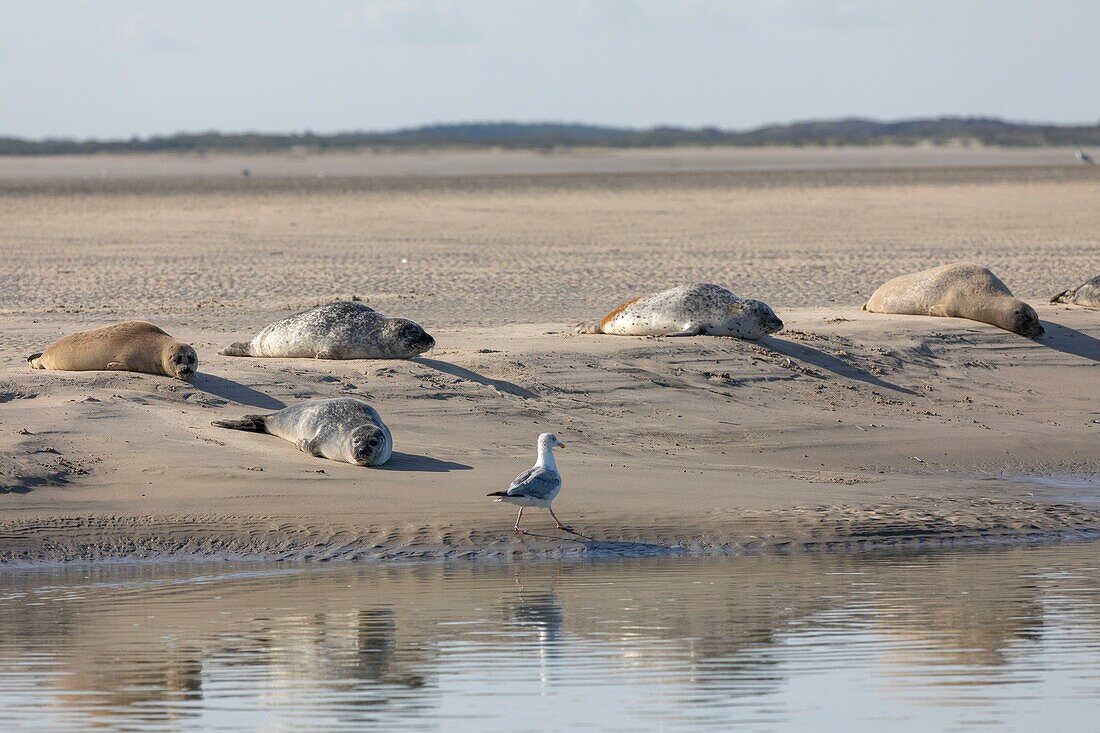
(2, 0), (1098, 139)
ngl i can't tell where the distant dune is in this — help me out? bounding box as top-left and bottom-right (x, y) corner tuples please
(4, 116), (1100, 155)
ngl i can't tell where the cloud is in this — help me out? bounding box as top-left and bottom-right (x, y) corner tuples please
(114, 11), (146, 47)
(359, 0), (422, 27)
(112, 7), (195, 52)
(336, 0), (471, 43)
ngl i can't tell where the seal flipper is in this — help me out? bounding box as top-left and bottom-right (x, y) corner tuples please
(296, 437), (322, 456)
(219, 341), (253, 357)
(575, 321), (603, 334)
(211, 414), (269, 432)
(666, 324), (704, 337)
(1050, 289), (1072, 303)
(26, 352), (43, 368)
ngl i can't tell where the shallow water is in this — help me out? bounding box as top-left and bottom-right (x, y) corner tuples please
(0, 543), (1098, 732)
(1003, 473), (1100, 505)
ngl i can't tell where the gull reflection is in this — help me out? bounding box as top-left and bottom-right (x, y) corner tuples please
(505, 566), (565, 688)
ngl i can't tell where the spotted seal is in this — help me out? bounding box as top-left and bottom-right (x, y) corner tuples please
(1051, 275), (1100, 309)
(862, 263), (1044, 338)
(221, 301), (434, 359)
(212, 397), (393, 466)
(27, 321), (198, 380)
(576, 283), (783, 339)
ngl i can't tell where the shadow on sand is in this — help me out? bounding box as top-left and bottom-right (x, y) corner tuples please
(191, 373), (286, 410)
(0, 478), (44, 495)
(414, 357), (539, 399)
(381, 451), (473, 473)
(762, 336), (918, 395)
(1036, 319), (1100, 363)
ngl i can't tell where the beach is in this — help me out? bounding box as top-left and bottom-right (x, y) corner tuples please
(1, 147), (1098, 562)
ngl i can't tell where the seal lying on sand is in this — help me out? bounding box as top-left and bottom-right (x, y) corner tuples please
(212, 397), (393, 466)
(221, 301), (434, 359)
(863, 263), (1044, 338)
(576, 283), (783, 339)
(27, 321), (198, 380)
(1051, 275), (1100, 309)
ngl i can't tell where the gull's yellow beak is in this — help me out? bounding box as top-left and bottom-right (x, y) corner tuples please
(557, 442), (567, 449)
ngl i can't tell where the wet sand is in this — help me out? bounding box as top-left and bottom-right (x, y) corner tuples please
(1, 147), (1098, 562)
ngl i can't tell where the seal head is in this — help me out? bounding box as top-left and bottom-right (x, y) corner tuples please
(1010, 302), (1044, 339)
(164, 342), (199, 380)
(741, 299), (784, 336)
(379, 318), (436, 359)
(350, 424), (390, 466)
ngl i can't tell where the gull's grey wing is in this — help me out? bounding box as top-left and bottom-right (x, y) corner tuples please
(506, 466), (561, 500)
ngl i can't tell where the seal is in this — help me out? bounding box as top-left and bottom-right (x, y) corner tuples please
(220, 301), (434, 360)
(862, 262), (1044, 338)
(576, 283), (783, 339)
(27, 321), (198, 380)
(212, 397), (393, 467)
(1051, 275), (1100, 309)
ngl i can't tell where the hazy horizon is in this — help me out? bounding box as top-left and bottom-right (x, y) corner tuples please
(6, 115), (1100, 144)
(3, 1), (1099, 139)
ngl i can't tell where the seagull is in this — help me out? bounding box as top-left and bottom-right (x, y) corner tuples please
(1075, 149), (1094, 165)
(488, 433), (572, 533)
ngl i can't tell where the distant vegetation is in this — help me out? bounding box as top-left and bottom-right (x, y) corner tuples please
(3, 118), (1100, 155)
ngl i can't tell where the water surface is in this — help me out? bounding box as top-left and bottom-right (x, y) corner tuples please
(1, 542), (1098, 731)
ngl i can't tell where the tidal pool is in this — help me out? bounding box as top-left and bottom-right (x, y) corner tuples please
(0, 542), (1098, 731)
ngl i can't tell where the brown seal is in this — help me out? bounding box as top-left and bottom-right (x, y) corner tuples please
(863, 263), (1044, 338)
(27, 321), (198, 380)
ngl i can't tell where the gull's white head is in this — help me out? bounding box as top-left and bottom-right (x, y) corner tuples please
(538, 432), (566, 450)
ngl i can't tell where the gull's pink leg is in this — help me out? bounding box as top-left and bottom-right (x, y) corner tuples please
(549, 507), (574, 533)
(514, 507), (527, 534)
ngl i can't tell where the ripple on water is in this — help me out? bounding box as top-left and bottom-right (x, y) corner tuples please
(0, 543), (1098, 731)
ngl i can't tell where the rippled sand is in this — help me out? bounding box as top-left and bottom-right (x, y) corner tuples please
(1, 148), (1098, 561)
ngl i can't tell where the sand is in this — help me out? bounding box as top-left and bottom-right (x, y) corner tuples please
(1, 147), (1098, 562)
